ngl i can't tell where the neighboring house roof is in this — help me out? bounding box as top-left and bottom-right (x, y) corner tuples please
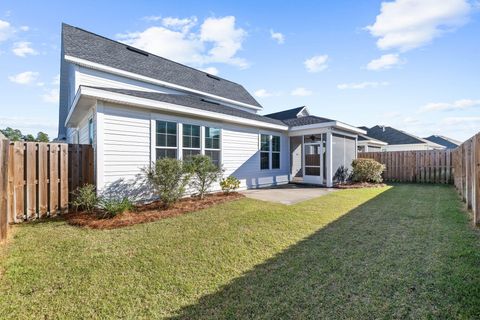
(424, 135), (461, 149)
(357, 134), (388, 145)
(62, 23), (261, 109)
(363, 125), (443, 147)
(265, 106), (333, 127)
(83, 86), (285, 126)
(265, 107), (307, 121)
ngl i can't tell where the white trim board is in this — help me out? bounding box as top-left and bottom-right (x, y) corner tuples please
(66, 87), (288, 131)
(65, 55), (262, 111)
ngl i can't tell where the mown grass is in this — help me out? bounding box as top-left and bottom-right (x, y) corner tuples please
(0, 184), (479, 319)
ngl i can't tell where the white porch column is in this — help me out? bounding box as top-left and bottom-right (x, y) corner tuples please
(95, 100), (105, 192)
(326, 131), (333, 187)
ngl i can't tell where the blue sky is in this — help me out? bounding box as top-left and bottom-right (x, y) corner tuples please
(0, 0), (479, 141)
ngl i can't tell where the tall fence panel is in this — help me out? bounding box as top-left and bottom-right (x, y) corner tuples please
(0, 142), (94, 235)
(453, 133), (480, 225)
(0, 139), (9, 241)
(359, 150), (453, 184)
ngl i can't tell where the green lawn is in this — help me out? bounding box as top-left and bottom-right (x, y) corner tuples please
(1, 185), (479, 319)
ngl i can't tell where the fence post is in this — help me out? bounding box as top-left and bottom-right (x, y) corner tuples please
(0, 139), (9, 241)
(474, 135), (480, 225)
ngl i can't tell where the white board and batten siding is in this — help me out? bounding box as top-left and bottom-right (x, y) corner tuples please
(97, 102), (290, 192)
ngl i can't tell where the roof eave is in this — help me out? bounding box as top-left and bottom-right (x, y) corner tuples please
(65, 87), (288, 131)
(64, 54), (263, 112)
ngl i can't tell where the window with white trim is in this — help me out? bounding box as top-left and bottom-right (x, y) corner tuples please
(156, 120), (177, 159)
(260, 134), (281, 170)
(182, 124), (201, 160)
(88, 118), (94, 145)
(260, 134), (270, 170)
(205, 127), (221, 167)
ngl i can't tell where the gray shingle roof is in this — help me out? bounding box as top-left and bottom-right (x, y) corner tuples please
(62, 23), (261, 108)
(364, 125), (429, 145)
(265, 107), (306, 121)
(282, 115), (334, 127)
(424, 135), (460, 149)
(84, 87), (286, 126)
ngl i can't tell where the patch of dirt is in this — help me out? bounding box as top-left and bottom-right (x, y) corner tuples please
(64, 192), (244, 230)
(335, 182), (387, 189)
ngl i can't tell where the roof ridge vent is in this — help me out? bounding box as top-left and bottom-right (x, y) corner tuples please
(126, 46), (149, 57)
(206, 74), (221, 81)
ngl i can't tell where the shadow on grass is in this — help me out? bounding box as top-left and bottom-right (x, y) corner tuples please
(171, 184), (480, 319)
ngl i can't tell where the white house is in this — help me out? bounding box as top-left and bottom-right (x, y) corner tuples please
(361, 125), (445, 152)
(58, 24), (365, 194)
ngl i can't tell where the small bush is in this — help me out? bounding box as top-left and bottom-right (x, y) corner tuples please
(351, 158), (385, 183)
(185, 155), (223, 199)
(220, 176), (241, 194)
(98, 197), (134, 218)
(334, 165), (350, 184)
(144, 158), (190, 208)
(71, 184), (98, 213)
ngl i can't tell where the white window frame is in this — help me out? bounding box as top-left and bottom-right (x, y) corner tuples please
(154, 120), (178, 160)
(204, 126), (222, 166)
(182, 123), (201, 160)
(260, 133), (281, 170)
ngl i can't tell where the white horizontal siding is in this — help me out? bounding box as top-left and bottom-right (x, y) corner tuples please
(97, 103), (290, 197)
(102, 104), (151, 187)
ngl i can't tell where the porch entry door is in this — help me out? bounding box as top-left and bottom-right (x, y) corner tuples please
(303, 142), (323, 184)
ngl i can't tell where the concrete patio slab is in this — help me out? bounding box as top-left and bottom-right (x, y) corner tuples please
(241, 184), (337, 205)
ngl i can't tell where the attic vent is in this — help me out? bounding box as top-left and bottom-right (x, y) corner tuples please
(206, 74), (221, 81)
(201, 98), (220, 106)
(126, 46), (149, 57)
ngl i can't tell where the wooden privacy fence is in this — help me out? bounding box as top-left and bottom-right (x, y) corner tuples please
(452, 133), (480, 225)
(359, 150), (453, 184)
(0, 140), (94, 241)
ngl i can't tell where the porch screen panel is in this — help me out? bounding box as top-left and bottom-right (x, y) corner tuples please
(305, 144), (320, 176)
(332, 134), (346, 182)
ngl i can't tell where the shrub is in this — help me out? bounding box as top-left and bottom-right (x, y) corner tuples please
(220, 176), (241, 194)
(98, 197), (134, 218)
(71, 184), (98, 213)
(144, 158), (190, 208)
(351, 158), (385, 183)
(334, 165), (350, 184)
(185, 155), (223, 199)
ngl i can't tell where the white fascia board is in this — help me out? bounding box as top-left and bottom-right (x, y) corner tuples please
(65, 55), (263, 111)
(66, 87), (288, 131)
(288, 121), (366, 135)
(358, 139), (388, 146)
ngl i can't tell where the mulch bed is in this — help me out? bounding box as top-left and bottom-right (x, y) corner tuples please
(64, 192), (244, 230)
(335, 182), (387, 189)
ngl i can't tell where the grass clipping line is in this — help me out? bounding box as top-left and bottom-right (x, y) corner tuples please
(65, 192), (244, 229)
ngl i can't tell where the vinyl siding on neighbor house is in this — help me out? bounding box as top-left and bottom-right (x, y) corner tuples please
(98, 102), (289, 192)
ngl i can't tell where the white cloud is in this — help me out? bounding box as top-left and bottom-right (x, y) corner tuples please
(420, 99), (480, 112)
(304, 55), (328, 73)
(337, 81), (389, 90)
(270, 29), (285, 44)
(118, 16), (248, 68)
(0, 19), (14, 42)
(8, 71), (39, 84)
(254, 89), (273, 98)
(42, 89), (59, 104)
(162, 17), (197, 33)
(19, 26), (29, 32)
(142, 15), (162, 22)
(200, 66), (219, 75)
(366, 54), (402, 70)
(440, 116), (480, 126)
(291, 87), (313, 96)
(12, 41), (38, 57)
(366, 0), (472, 52)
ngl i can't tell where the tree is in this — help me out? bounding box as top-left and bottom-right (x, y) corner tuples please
(185, 155), (223, 199)
(0, 127), (23, 141)
(23, 134), (35, 142)
(36, 132), (49, 142)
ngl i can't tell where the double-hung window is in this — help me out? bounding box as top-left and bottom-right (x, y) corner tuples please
(156, 120), (177, 159)
(260, 134), (270, 170)
(260, 134), (281, 170)
(182, 124), (201, 160)
(204, 127), (221, 167)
